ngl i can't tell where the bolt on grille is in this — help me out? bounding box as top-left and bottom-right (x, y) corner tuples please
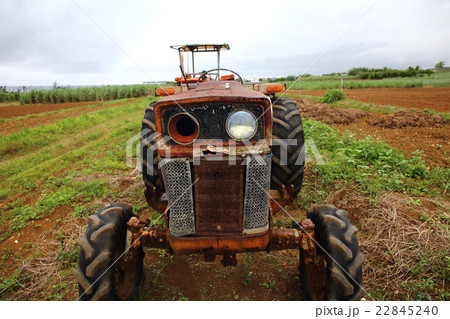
(160, 158), (195, 237)
(243, 155), (271, 234)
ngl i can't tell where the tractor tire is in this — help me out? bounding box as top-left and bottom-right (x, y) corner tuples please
(76, 203), (144, 301)
(299, 205), (365, 301)
(270, 96), (305, 195)
(141, 101), (161, 189)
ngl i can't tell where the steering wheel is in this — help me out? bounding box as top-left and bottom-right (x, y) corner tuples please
(198, 68), (244, 84)
(196, 72), (212, 82)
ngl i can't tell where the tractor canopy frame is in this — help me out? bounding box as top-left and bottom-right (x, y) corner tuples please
(170, 43), (230, 80)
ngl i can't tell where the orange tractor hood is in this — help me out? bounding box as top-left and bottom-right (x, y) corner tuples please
(157, 81), (270, 105)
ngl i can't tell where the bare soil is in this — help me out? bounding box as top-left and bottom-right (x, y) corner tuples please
(0, 99), (145, 135)
(0, 101), (99, 118)
(368, 111), (446, 128)
(289, 87), (450, 113)
(3, 170), (447, 301)
(294, 98), (450, 167)
(0, 90), (448, 301)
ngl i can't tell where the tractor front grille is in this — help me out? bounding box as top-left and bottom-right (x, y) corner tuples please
(161, 155), (271, 237)
(243, 155), (271, 234)
(193, 160), (245, 236)
(160, 158), (195, 237)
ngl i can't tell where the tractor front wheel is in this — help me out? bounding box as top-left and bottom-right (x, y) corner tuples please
(76, 203), (143, 301)
(141, 101), (162, 190)
(299, 205), (365, 301)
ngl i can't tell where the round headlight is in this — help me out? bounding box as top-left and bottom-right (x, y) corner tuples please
(226, 110), (257, 140)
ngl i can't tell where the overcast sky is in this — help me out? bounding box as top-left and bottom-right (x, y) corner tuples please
(1, 0), (449, 86)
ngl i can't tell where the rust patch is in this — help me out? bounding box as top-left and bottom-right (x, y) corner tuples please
(269, 185), (294, 214)
(269, 228), (302, 250)
(144, 187), (168, 214)
(298, 225), (327, 301)
(193, 160), (244, 236)
(167, 229), (270, 255)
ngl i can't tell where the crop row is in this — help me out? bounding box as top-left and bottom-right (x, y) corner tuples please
(0, 92), (21, 103)
(274, 71), (450, 90)
(282, 77), (428, 90)
(18, 84), (158, 104)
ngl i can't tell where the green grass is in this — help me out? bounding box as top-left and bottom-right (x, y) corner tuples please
(284, 92), (450, 121)
(333, 97), (450, 121)
(0, 93), (448, 300)
(281, 72), (450, 90)
(422, 72), (450, 87)
(1, 95), (447, 237)
(0, 97), (158, 241)
(297, 119), (449, 208)
(284, 92), (404, 114)
(0, 98), (133, 124)
(297, 119), (449, 301)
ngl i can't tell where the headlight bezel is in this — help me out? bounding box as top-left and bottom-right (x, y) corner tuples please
(167, 112), (200, 145)
(225, 109), (258, 141)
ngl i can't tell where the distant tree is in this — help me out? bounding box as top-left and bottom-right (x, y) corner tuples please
(435, 61), (445, 71)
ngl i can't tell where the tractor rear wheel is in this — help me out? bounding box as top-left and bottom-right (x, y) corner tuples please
(270, 97), (305, 195)
(141, 101), (162, 189)
(76, 203), (143, 301)
(299, 205), (365, 301)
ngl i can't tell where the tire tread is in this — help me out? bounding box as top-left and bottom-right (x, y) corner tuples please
(300, 205), (365, 300)
(270, 97), (305, 194)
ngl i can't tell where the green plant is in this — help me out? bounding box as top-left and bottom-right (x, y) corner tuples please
(177, 292), (189, 301)
(0, 269), (25, 296)
(19, 84), (159, 105)
(322, 89), (346, 103)
(435, 61), (445, 72)
(72, 205), (90, 218)
(57, 248), (79, 270)
(408, 279), (436, 301)
(241, 272), (253, 286)
(260, 281), (278, 290)
(302, 119), (447, 197)
(369, 289), (388, 301)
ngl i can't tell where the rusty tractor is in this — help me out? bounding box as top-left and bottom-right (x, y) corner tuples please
(76, 44), (364, 301)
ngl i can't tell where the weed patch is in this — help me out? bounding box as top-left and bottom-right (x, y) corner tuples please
(322, 89), (345, 103)
(302, 119), (447, 197)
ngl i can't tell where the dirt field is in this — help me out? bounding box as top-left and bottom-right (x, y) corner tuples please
(288, 87), (450, 113)
(0, 90), (448, 301)
(0, 99), (145, 135)
(293, 98), (449, 167)
(0, 101), (101, 118)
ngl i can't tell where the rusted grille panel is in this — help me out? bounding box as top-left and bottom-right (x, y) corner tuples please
(193, 160), (244, 236)
(243, 155), (271, 234)
(160, 158), (195, 237)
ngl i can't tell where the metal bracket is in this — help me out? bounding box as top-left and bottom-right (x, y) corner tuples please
(144, 187), (168, 214)
(269, 184), (295, 214)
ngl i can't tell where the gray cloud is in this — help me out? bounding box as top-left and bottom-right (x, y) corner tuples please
(0, 0), (449, 85)
(0, 0), (121, 75)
